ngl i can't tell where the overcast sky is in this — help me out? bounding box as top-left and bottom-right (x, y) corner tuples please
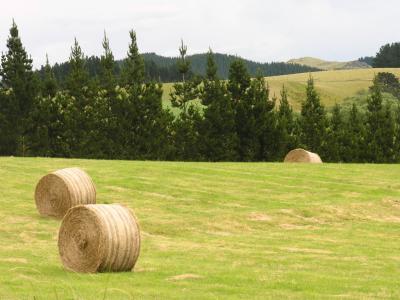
(1, 0), (399, 68)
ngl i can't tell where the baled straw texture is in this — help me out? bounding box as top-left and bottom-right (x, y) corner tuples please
(58, 204), (141, 273)
(35, 167), (96, 218)
(284, 148), (323, 163)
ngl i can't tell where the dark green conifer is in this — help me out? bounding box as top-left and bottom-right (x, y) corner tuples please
(299, 76), (327, 154)
(0, 20), (38, 155)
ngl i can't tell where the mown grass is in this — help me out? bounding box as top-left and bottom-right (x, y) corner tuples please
(162, 68), (400, 112)
(1, 157), (400, 299)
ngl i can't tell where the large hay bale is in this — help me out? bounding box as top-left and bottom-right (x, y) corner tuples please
(58, 204), (141, 273)
(35, 168), (96, 218)
(284, 148), (322, 163)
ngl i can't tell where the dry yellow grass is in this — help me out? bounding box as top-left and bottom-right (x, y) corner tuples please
(163, 68), (400, 111)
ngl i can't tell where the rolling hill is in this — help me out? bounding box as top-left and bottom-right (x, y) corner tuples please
(1, 157), (400, 299)
(141, 52), (320, 79)
(162, 68), (400, 112)
(288, 57), (371, 70)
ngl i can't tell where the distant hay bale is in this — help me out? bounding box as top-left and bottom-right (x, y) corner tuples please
(284, 148), (322, 163)
(58, 204), (141, 273)
(34, 168), (96, 218)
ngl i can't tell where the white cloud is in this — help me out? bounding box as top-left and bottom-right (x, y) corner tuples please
(0, 0), (399, 68)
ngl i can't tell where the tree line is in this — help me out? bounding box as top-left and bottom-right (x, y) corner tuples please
(1, 22), (400, 163)
(39, 51), (319, 86)
(358, 42), (400, 68)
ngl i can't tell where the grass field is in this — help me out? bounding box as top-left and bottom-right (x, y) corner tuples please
(287, 57), (370, 71)
(1, 157), (400, 299)
(162, 68), (400, 112)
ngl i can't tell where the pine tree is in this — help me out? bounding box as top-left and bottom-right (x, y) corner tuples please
(28, 91), (76, 157)
(99, 32), (116, 93)
(227, 60), (256, 161)
(227, 59), (251, 104)
(325, 104), (345, 162)
(394, 105), (400, 162)
(66, 38), (90, 100)
(299, 76), (327, 154)
(249, 73), (276, 160)
(88, 32), (119, 158)
(135, 82), (174, 159)
(199, 50), (238, 161)
(381, 104), (395, 162)
(41, 54), (58, 98)
(365, 81), (383, 162)
(177, 39), (190, 82)
(170, 40), (202, 160)
(205, 48), (217, 81)
(65, 38), (95, 156)
(277, 85), (296, 158)
(364, 79), (395, 162)
(121, 30), (145, 88)
(0, 20), (38, 155)
(343, 103), (364, 162)
(170, 40), (200, 113)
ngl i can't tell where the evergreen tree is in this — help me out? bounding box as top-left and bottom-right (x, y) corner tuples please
(85, 32), (119, 158)
(373, 42), (400, 68)
(277, 86), (297, 158)
(381, 104), (396, 162)
(227, 59), (251, 104)
(199, 50), (238, 161)
(121, 30), (145, 87)
(325, 104), (345, 162)
(170, 40), (200, 113)
(0, 20), (38, 155)
(172, 106), (203, 161)
(41, 54), (58, 98)
(365, 82), (383, 161)
(119, 30), (173, 159)
(227, 60), (257, 161)
(249, 73), (276, 160)
(28, 91), (76, 157)
(343, 103), (364, 162)
(170, 40), (202, 160)
(99, 32), (117, 92)
(364, 80), (395, 162)
(205, 48), (217, 81)
(299, 76), (327, 154)
(135, 82), (174, 159)
(394, 105), (400, 162)
(177, 39), (190, 82)
(65, 38), (94, 156)
(66, 38), (90, 99)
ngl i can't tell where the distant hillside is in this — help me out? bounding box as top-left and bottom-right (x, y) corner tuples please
(45, 53), (321, 85)
(140, 53), (320, 80)
(287, 57), (371, 70)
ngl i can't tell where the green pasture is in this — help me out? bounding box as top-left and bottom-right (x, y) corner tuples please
(1, 158), (400, 299)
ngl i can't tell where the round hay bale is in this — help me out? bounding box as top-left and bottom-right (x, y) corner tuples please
(34, 168), (96, 218)
(58, 204), (140, 273)
(284, 148), (322, 163)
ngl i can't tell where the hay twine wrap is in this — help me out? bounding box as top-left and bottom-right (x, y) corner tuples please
(35, 167), (96, 218)
(58, 204), (141, 273)
(284, 148), (323, 163)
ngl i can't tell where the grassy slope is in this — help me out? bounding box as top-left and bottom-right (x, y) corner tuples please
(1, 157), (400, 299)
(162, 68), (400, 112)
(287, 57), (370, 71)
(266, 68), (400, 110)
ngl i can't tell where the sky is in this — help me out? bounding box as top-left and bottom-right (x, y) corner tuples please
(0, 0), (399, 68)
